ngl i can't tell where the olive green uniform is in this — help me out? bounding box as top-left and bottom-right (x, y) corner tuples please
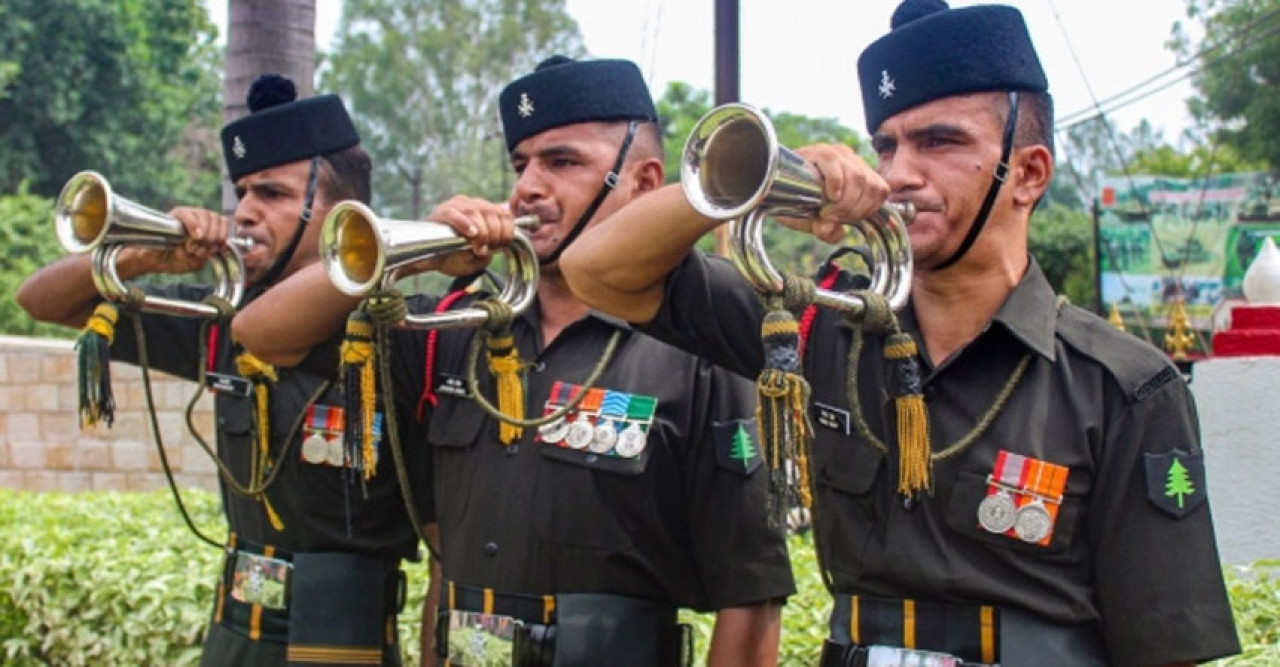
(641, 253), (1239, 666)
(389, 294), (794, 664)
(108, 284), (430, 666)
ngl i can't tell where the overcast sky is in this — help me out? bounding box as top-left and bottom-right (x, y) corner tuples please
(214, 0), (1202, 141)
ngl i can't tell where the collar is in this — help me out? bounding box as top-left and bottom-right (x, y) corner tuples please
(989, 257), (1058, 362)
(834, 256), (1058, 362)
(514, 297), (635, 332)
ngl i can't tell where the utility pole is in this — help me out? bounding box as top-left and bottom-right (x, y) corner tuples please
(712, 0), (740, 256)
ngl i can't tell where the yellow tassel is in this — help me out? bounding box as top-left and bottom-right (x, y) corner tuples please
(486, 333), (525, 444)
(76, 303), (120, 428)
(262, 496), (285, 531)
(757, 369), (814, 508)
(236, 353), (284, 530)
(340, 314), (378, 479)
(883, 333), (931, 497)
(84, 303), (118, 341)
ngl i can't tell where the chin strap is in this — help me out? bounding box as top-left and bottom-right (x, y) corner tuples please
(935, 91), (1019, 270)
(539, 120), (639, 266)
(253, 155), (323, 288)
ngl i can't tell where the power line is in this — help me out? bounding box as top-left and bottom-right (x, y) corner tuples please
(1055, 5), (1280, 130)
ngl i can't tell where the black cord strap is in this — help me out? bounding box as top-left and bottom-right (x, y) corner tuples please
(935, 91), (1020, 270)
(540, 120), (640, 266)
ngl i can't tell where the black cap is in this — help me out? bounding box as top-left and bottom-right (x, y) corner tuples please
(220, 74), (361, 181)
(857, 0), (1048, 133)
(499, 56), (658, 151)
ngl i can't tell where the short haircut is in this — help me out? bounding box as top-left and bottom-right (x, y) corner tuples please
(996, 90), (1055, 158)
(317, 143), (373, 205)
(626, 120), (665, 165)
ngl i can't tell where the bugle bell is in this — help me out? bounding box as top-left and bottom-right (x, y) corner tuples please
(319, 200), (540, 329)
(681, 103), (914, 316)
(55, 170), (246, 319)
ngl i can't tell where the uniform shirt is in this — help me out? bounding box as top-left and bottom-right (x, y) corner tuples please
(643, 251), (1240, 666)
(108, 284), (428, 559)
(387, 294), (795, 612)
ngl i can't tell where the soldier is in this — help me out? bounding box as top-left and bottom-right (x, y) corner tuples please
(18, 75), (428, 666)
(561, 1), (1241, 665)
(232, 57), (794, 666)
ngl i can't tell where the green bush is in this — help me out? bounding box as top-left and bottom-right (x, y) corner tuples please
(2, 489), (1276, 665)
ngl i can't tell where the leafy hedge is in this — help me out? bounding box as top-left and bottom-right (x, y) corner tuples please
(2, 489), (1276, 665)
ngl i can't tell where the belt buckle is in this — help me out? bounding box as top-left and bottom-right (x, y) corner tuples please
(445, 609), (522, 666)
(865, 645), (967, 667)
(229, 551), (292, 610)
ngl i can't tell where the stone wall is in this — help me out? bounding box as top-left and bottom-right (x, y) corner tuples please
(0, 335), (217, 493)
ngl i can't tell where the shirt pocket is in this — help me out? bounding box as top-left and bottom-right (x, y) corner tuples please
(425, 394), (491, 530)
(426, 394), (490, 451)
(532, 445), (650, 551)
(944, 467), (1085, 556)
(215, 392), (254, 437)
(811, 426), (886, 579)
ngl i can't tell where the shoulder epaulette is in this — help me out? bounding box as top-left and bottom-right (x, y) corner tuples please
(1056, 303), (1182, 403)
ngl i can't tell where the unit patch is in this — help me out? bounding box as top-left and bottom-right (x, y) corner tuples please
(1144, 449), (1207, 518)
(713, 419), (763, 476)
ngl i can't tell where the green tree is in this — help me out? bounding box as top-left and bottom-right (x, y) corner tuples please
(1171, 0), (1280, 169)
(729, 423), (757, 464)
(0, 187), (72, 337)
(1165, 457), (1197, 508)
(323, 0), (584, 220)
(0, 0), (223, 208)
(1029, 201), (1097, 309)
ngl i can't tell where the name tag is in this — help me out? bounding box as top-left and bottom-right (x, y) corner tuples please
(206, 371), (252, 397)
(437, 373), (471, 399)
(813, 402), (851, 435)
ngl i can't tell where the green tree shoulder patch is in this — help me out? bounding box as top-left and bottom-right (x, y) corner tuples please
(713, 419), (763, 476)
(1144, 449), (1207, 518)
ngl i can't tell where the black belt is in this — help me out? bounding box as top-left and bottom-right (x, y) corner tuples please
(212, 536), (405, 658)
(827, 595), (999, 665)
(439, 583), (689, 667)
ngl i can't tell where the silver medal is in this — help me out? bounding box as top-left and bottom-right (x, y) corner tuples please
(590, 419), (618, 453)
(301, 433), (328, 464)
(325, 437), (346, 467)
(614, 423), (647, 458)
(976, 491), (1017, 534)
(1014, 501), (1053, 543)
(565, 418), (595, 450)
(538, 416), (569, 444)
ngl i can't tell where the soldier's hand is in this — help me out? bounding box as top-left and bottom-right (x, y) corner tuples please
(118, 207), (231, 276)
(416, 196), (518, 278)
(780, 144), (888, 245)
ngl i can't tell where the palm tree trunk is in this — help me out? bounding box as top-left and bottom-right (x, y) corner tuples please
(221, 0), (316, 210)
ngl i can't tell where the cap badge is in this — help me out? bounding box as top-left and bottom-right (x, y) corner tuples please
(878, 70), (896, 99)
(232, 136), (247, 159)
(518, 92), (535, 118)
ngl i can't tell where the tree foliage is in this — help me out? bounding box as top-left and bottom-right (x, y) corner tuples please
(1029, 201), (1097, 309)
(654, 82), (871, 272)
(1171, 0), (1280, 169)
(323, 0), (585, 220)
(0, 188), (73, 337)
(0, 0), (223, 208)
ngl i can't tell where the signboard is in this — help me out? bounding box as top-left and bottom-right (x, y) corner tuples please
(1097, 172), (1280, 330)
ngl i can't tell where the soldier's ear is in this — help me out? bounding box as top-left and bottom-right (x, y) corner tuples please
(630, 157), (664, 196)
(1010, 144), (1052, 210)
